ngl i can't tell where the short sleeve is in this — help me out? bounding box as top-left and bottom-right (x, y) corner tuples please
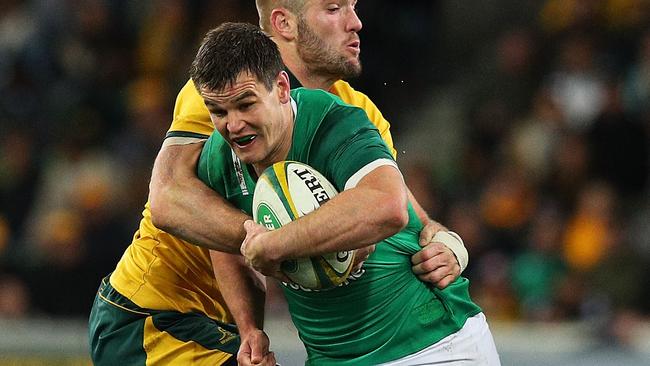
(165, 79), (214, 145)
(308, 105), (396, 191)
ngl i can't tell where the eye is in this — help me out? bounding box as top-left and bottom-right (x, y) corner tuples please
(327, 4), (340, 13)
(211, 109), (227, 118)
(239, 102), (254, 111)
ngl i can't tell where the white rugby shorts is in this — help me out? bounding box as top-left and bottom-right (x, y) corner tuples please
(377, 313), (501, 366)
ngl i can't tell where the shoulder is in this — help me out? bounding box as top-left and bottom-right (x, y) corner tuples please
(292, 87), (362, 127)
(329, 81), (397, 158)
(288, 88), (376, 161)
(166, 79), (214, 140)
(329, 80), (375, 108)
(173, 79), (208, 118)
(292, 88), (368, 125)
(292, 87), (367, 115)
(291, 87), (343, 105)
(295, 81), (375, 112)
(329, 81), (389, 128)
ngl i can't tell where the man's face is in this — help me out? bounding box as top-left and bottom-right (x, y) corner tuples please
(200, 72), (292, 167)
(296, 0), (362, 80)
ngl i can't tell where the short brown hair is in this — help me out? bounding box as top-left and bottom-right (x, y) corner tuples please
(190, 22), (285, 93)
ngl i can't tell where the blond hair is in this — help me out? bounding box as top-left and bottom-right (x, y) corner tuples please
(256, 0), (305, 32)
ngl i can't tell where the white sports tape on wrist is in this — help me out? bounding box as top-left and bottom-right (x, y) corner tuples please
(432, 231), (469, 273)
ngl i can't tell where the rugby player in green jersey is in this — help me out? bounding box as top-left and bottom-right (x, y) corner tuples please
(90, 2), (468, 365)
(192, 22), (501, 366)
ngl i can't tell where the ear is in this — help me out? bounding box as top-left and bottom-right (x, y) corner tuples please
(270, 8), (297, 41)
(276, 71), (291, 103)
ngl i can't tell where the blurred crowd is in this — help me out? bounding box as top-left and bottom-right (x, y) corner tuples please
(0, 0), (648, 346)
(397, 0), (650, 345)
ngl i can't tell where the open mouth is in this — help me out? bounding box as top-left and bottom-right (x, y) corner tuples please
(347, 40), (360, 51)
(346, 41), (361, 57)
(233, 135), (257, 147)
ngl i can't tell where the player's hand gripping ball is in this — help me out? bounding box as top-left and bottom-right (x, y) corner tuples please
(252, 161), (354, 290)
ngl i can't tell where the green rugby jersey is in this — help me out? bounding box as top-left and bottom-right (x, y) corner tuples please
(197, 88), (481, 366)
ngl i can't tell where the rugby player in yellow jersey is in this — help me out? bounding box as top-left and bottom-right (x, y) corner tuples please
(88, 1), (468, 365)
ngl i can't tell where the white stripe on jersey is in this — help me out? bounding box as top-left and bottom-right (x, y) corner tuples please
(344, 158), (401, 190)
(161, 136), (207, 147)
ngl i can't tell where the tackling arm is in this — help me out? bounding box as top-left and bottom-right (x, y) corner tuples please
(333, 83), (468, 284)
(407, 186), (468, 284)
(149, 142), (248, 253)
(362, 91), (468, 278)
(150, 142), (275, 361)
(210, 251), (265, 337)
(209, 251), (275, 365)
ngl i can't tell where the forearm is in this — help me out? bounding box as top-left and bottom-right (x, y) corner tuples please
(406, 183), (467, 273)
(210, 250), (266, 336)
(152, 178), (248, 252)
(149, 143), (248, 253)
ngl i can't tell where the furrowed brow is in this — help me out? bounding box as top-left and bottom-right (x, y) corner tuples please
(232, 90), (256, 103)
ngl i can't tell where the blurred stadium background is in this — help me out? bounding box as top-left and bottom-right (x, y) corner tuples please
(0, 0), (649, 365)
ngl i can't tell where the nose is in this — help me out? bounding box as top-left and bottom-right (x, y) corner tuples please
(226, 113), (246, 134)
(346, 6), (362, 33)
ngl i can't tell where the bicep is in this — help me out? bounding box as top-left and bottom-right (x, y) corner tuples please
(344, 164), (409, 232)
(353, 164), (406, 201)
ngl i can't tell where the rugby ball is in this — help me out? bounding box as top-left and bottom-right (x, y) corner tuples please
(252, 161), (354, 290)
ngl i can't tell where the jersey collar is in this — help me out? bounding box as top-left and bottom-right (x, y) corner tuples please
(290, 96), (297, 122)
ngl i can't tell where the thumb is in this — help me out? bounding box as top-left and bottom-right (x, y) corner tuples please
(241, 220), (259, 256)
(244, 219), (256, 232)
(249, 333), (268, 363)
(418, 225), (435, 247)
(240, 240), (248, 256)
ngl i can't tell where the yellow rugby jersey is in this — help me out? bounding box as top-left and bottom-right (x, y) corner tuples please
(110, 80), (230, 321)
(110, 78), (396, 320)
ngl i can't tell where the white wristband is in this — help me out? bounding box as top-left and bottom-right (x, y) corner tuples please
(432, 231), (469, 273)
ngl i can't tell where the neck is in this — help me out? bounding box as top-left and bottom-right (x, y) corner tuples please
(252, 100), (295, 176)
(278, 42), (336, 90)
